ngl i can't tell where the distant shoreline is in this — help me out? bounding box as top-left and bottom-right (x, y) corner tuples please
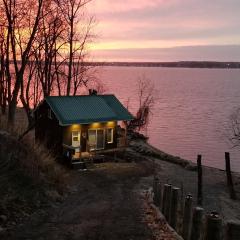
(9, 60), (240, 69)
(86, 61), (240, 69)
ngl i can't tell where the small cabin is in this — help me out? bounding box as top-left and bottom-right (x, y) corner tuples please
(34, 94), (134, 165)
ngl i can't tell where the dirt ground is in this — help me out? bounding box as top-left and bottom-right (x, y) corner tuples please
(3, 135), (240, 239)
(3, 160), (165, 240)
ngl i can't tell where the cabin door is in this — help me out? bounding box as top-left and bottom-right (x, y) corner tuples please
(72, 131), (81, 152)
(88, 129), (104, 150)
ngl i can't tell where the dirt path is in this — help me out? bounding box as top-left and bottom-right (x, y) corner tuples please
(5, 161), (158, 240)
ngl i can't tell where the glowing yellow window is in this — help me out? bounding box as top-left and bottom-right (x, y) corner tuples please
(107, 128), (113, 143)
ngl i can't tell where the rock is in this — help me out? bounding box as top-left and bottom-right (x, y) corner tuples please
(0, 215), (7, 223)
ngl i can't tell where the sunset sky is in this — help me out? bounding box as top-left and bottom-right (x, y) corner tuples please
(87, 0), (240, 62)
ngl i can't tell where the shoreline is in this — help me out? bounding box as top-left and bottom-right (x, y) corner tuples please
(85, 61), (240, 69)
(131, 138), (240, 174)
(129, 139), (196, 170)
(128, 137), (240, 222)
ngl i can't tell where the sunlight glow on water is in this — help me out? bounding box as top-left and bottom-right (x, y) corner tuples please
(99, 66), (240, 172)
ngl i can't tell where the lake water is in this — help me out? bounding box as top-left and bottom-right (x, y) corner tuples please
(97, 66), (240, 172)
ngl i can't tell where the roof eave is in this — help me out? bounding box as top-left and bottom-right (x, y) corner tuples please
(58, 117), (134, 126)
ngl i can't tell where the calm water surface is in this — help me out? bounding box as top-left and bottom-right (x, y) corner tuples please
(98, 66), (240, 172)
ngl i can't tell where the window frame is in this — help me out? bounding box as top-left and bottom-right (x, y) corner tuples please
(72, 131), (81, 146)
(107, 128), (114, 144)
(88, 128), (105, 150)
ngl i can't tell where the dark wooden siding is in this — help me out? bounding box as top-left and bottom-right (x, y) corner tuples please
(35, 102), (118, 154)
(35, 101), (62, 153)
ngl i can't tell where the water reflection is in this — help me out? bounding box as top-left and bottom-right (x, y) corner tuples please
(99, 66), (240, 172)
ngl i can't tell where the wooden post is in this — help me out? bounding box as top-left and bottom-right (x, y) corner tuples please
(162, 184), (172, 221)
(162, 183), (167, 213)
(197, 155), (203, 206)
(153, 176), (159, 203)
(182, 194), (193, 240)
(226, 220), (240, 240)
(190, 207), (204, 240)
(169, 187), (180, 230)
(154, 182), (162, 208)
(225, 152), (237, 200)
(205, 212), (222, 240)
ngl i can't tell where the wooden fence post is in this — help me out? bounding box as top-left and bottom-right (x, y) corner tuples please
(162, 184), (172, 221)
(197, 155), (203, 206)
(190, 207), (204, 240)
(182, 194), (193, 240)
(226, 220), (240, 240)
(225, 152), (237, 200)
(155, 182), (162, 208)
(169, 187), (180, 230)
(153, 176), (159, 204)
(204, 212), (222, 240)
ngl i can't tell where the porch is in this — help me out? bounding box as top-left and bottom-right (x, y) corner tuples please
(62, 135), (128, 169)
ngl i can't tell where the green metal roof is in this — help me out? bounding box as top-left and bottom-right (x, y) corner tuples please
(45, 95), (134, 125)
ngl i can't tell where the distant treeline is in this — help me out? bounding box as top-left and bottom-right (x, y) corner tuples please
(85, 61), (240, 69)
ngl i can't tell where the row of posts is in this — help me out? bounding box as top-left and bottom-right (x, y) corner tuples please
(153, 177), (240, 240)
(197, 153), (237, 204)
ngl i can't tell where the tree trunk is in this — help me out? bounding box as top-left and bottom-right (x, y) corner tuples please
(67, 18), (74, 96)
(8, 100), (16, 128)
(7, 72), (23, 127)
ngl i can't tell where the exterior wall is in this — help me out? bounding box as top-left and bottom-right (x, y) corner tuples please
(35, 101), (120, 156)
(62, 121), (117, 152)
(35, 101), (62, 153)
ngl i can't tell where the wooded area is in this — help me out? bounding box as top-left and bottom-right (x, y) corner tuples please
(0, 0), (96, 127)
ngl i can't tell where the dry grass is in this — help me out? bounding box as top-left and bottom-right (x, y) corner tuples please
(0, 107), (70, 230)
(28, 143), (70, 193)
(0, 109), (28, 136)
(0, 108), (70, 192)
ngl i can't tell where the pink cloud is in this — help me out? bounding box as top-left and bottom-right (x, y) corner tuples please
(86, 0), (240, 55)
(89, 0), (177, 14)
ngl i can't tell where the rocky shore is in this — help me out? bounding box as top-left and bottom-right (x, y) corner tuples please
(127, 135), (240, 222)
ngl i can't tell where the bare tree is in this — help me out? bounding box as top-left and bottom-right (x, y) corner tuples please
(2, 0), (44, 126)
(227, 108), (240, 148)
(0, 7), (7, 114)
(55, 0), (95, 96)
(127, 74), (157, 132)
(32, 0), (66, 98)
(20, 59), (38, 126)
(1, 0), (97, 130)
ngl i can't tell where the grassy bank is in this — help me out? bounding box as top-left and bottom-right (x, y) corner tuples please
(0, 130), (70, 233)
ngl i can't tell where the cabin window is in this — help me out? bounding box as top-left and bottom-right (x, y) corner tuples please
(88, 129), (104, 150)
(48, 109), (52, 119)
(72, 131), (80, 146)
(107, 128), (114, 143)
(72, 133), (79, 142)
